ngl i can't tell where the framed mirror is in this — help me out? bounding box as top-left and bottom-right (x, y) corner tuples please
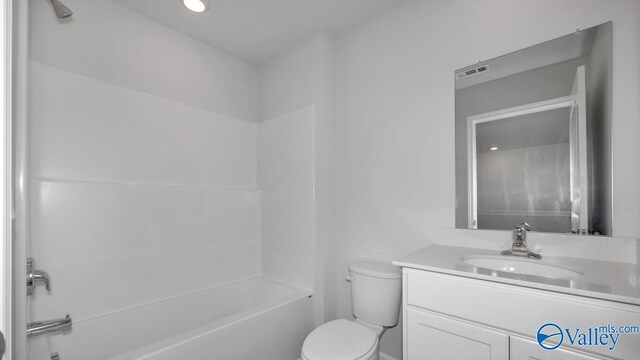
(455, 22), (612, 235)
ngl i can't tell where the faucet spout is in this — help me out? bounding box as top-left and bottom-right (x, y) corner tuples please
(501, 222), (541, 259)
(33, 270), (51, 291)
(27, 257), (52, 295)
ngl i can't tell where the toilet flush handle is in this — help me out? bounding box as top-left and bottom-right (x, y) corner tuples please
(345, 276), (354, 283)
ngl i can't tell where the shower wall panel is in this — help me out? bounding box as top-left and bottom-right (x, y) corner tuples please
(30, 62), (256, 188)
(27, 0), (261, 357)
(29, 61), (260, 329)
(258, 106), (315, 292)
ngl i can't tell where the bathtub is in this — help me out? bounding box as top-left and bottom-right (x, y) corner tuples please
(31, 277), (314, 360)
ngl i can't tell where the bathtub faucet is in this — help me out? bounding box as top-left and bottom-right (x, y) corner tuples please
(27, 257), (51, 295)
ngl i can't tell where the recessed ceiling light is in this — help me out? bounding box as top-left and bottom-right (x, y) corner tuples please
(490, 147), (499, 151)
(181, 0), (209, 13)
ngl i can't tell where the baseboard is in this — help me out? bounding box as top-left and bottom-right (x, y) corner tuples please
(380, 352), (400, 360)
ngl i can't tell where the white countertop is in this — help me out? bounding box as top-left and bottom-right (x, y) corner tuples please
(393, 245), (640, 306)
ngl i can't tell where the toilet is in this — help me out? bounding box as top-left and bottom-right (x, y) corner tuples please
(301, 261), (402, 360)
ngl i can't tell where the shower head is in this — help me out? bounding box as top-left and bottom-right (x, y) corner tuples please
(49, 0), (73, 19)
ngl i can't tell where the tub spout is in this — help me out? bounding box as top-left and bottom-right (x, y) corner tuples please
(27, 257), (52, 295)
(32, 270), (51, 291)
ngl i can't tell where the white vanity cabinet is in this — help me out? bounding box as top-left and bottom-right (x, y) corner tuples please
(405, 310), (604, 360)
(406, 308), (509, 360)
(402, 268), (640, 360)
(510, 337), (605, 360)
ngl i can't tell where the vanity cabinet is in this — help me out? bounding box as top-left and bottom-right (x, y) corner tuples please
(405, 310), (604, 360)
(402, 268), (640, 360)
(510, 337), (604, 360)
(406, 308), (508, 360)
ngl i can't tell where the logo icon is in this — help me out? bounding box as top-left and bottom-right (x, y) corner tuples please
(537, 323), (563, 350)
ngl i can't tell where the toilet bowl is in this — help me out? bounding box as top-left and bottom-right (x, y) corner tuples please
(301, 319), (381, 360)
(301, 261), (401, 360)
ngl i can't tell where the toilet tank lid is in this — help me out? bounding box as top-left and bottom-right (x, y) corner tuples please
(349, 261), (401, 279)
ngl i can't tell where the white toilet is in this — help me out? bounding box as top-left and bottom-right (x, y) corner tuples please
(301, 261), (402, 360)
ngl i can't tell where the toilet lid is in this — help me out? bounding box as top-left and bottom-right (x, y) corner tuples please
(302, 319), (378, 360)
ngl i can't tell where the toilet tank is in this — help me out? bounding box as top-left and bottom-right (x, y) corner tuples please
(348, 261), (402, 327)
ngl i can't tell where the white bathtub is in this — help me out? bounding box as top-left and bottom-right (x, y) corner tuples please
(31, 277), (314, 360)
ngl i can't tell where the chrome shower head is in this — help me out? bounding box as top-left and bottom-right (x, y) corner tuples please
(49, 0), (73, 19)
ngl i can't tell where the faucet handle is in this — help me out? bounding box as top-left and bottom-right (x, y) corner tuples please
(512, 222), (531, 244)
(504, 222), (541, 259)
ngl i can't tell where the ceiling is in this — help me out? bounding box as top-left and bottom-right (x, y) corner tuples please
(113, 0), (407, 65)
(476, 107), (571, 153)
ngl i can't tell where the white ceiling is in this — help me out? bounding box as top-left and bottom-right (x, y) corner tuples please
(476, 107), (570, 153)
(113, 0), (407, 65)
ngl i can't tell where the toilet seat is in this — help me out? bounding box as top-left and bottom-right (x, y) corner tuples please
(301, 319), (379, 360)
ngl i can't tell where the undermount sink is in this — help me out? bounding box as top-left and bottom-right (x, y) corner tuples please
(462, 255), (583, 279)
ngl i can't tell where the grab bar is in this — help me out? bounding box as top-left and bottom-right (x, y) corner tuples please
(27, 314), (72, 337)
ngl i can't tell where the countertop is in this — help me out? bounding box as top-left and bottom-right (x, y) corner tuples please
(393, 245), (640, 306)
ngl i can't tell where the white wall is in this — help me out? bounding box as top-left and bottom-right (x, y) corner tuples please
(29, 62), (256, 188)
(259, 106), (315, 292)
(334, 0), (640, 358)
(28, 0), (260, 358)
(30, 0), (257, 122)
(259, 32), (337, 324)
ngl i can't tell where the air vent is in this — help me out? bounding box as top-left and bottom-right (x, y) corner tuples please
(456, 64), (490, 80)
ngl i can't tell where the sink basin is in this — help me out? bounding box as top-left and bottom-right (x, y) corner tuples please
(462, 255), (582, 279)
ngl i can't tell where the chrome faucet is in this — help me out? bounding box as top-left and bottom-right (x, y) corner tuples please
(501, 222), (541, 259)
(27, 257), (51, 295)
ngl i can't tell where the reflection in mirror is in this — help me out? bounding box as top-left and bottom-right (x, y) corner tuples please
(455, 22), (612, 235)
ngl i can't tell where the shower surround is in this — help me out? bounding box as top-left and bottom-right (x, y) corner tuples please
(25, 0), (316, 358)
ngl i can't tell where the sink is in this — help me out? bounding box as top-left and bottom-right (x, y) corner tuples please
(462, 255), (583, 279)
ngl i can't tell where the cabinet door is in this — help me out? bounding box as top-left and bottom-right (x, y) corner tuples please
(406, 308), (509, 360)
(510, 337), (606, 360)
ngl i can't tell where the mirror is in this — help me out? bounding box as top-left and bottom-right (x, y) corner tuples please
(455, 22), (612, 235)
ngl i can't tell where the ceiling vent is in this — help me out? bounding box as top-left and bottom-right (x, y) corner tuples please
(456, 64), (490, 80)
